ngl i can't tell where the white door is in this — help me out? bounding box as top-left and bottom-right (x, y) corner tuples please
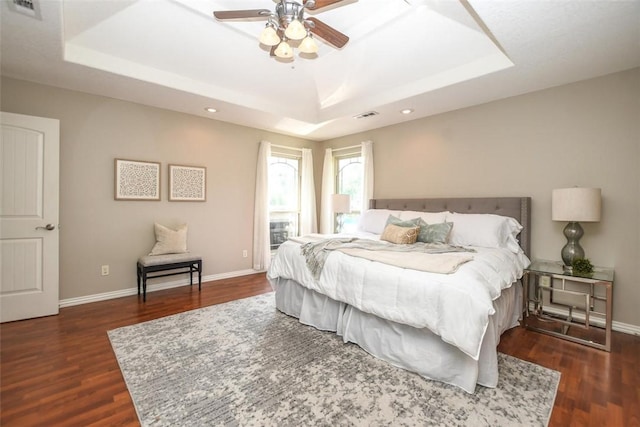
(1, 112), (60, 322)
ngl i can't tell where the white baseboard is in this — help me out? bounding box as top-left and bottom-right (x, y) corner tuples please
(526, 303), (640, 337)
(612, 321), (640, 336)
(60, 275), (639, 337)
(59, 269), (265, 308)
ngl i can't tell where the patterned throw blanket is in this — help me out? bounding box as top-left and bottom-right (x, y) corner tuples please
(299, 237), (475, 279)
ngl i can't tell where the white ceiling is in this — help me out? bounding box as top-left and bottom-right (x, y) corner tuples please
(2, 0), (639, 141)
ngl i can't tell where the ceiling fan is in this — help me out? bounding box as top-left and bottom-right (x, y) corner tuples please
(213, 0), (350, 59)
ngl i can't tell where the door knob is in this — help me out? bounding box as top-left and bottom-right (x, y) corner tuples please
(36, 224), (56, 231)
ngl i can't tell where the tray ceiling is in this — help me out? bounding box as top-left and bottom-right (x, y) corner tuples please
(2, 0), (639, 140)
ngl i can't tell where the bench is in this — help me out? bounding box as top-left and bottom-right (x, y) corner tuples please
(136, 253), (202, 302)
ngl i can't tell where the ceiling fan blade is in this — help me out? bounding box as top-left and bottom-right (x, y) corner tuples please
(306, 17), (349, 49)
(304, 0), (345, 11)
(213, 9), (270, 20)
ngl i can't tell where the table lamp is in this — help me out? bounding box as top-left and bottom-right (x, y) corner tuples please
(331, 194), (351, 233)
(552, 187), (601, 270)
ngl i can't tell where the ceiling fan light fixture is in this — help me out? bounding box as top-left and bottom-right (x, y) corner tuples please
(284, 18), (306, 40)
(213, 0), (350, 61)
(259, 24), (281, 46)
(274, 40), (293, 58)
(298, 33), (318, 54)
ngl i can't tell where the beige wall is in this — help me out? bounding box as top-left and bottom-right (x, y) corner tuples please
(323, 68), (640, 328)
(1, 77), (316, 300)
(3, 68), (639, 328)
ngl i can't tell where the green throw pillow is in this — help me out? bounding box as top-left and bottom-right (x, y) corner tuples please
(415, 218), (453, 244)
(385, 215), (421, 228)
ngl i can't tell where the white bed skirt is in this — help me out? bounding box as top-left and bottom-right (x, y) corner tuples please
(270, 278), (522, 394)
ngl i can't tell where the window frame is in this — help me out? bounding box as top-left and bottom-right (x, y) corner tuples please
(268, 150), (302, 249)
(333, 150), (363, 233)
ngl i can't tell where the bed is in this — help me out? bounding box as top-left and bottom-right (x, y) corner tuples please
(267, 197), (531, 393)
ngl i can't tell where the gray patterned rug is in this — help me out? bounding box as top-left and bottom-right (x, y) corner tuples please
(108, 293), (559, 426)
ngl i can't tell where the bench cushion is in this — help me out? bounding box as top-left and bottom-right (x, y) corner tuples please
(138, 253), (202, 267)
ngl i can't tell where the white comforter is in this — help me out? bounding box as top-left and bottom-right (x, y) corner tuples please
(267, 234), (530, 360)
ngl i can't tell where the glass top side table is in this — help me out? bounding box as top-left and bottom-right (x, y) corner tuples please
(526, 259), (614, 282)
(523, 259), (614, 351)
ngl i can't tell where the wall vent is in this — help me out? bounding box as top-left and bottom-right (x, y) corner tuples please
(353, 111), (379, 119)
(8, 0), (41, 19)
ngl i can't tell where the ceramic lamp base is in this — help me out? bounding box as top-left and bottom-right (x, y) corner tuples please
(561, 221), (585, 268)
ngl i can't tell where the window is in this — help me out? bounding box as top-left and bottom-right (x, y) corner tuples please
(335, 154), (363, 233)
(269, 154), (300, 249)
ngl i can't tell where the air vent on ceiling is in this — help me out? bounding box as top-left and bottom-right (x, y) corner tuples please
(353, 111), (379, 119)
(8, 0), (41, 19)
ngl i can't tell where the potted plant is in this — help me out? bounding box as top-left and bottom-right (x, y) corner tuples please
(572, 258), (594, 276)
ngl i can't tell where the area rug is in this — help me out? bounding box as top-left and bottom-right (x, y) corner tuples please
(108, 293), (560, 426)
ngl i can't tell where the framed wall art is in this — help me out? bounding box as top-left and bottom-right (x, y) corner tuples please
(114, 159), (161, 201)
(169, 164), (206, 201)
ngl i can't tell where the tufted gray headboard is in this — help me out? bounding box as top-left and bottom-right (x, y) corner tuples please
(369, 197), (531, 257)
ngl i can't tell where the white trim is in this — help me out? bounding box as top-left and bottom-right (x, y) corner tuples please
(330, 144), (360, 152)
(270, 143), (304, 153)
(526, 303), (640, 337)
(58, 269), (263, 308)
(60, 277), (639, 337)
(612, 321), (640, 336)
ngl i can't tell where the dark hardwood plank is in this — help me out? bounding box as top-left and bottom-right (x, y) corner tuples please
(498, 323), (640, 426)
(1, 274), (273, 427)
(2, 273), (638, 426)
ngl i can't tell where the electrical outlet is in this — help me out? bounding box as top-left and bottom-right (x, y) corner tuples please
(539, 275), (551, 287)
(242, 250), (248, 258)
(101, 265), (109, 276)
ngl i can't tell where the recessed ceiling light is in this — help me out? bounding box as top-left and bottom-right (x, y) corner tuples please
(205, 107), (217, 113)
(401, 109), (414, 115)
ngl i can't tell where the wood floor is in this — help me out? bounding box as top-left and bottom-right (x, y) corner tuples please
(1, 273), (638, 427)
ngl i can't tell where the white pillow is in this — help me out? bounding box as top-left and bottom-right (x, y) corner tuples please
(149, 223), (188, 255)
(357, 209), (401, 234)
(446, 213), (523, 253)
(398, 210), (448, 224)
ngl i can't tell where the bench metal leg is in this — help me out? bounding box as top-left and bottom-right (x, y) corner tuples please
(136, 259), (202, 302)
(143, 273), (147, 302)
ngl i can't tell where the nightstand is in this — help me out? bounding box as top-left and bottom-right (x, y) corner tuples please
(523, 259), (614, 351)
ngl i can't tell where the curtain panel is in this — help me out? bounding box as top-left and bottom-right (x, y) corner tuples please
(362, 140), (374, 213)
(300, 148), (318, 235)
(320, 148), (335, 234)
(253, 141), (271, 270)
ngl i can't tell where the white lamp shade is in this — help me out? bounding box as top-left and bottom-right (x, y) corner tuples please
(274, 40), (293, 58)
(298, 35), (318, 54)
(332, 194), (351, 213)
(284, 19), (306, 40)
(552, 187), (602, 222)
(259, 26), (280, 46)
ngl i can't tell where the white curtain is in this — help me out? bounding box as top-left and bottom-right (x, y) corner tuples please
(253, 141), (271, 270)
(362, 140), (374, 213)
(320, 148), (335, 234)
(300, 148), (317, 235)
